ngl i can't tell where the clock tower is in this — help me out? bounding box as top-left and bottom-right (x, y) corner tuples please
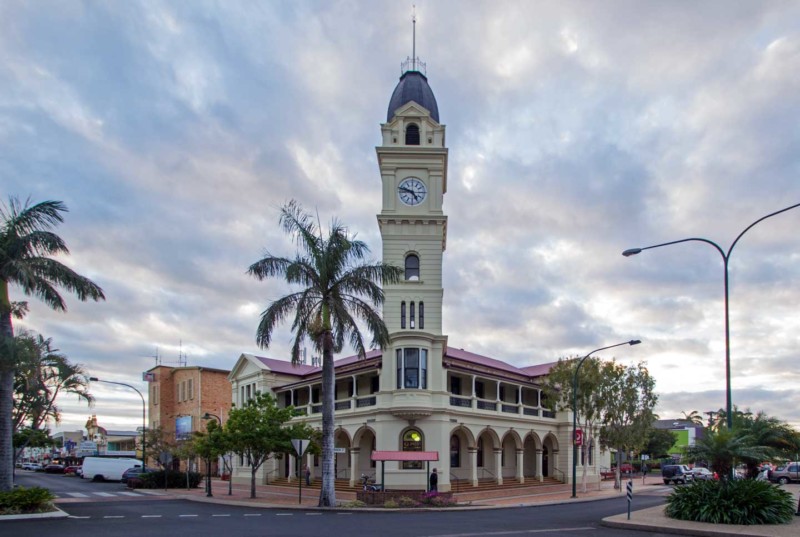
(376, 57), (448, 396)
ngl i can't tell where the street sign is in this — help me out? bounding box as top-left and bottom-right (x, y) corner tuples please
(333, 447), (346, 454)
(641, 454), (650, 460)
(291, 438), (310, 457)
(575, 429), (583, 446)
(159, 451), (173, 466)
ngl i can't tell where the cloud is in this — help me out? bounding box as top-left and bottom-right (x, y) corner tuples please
(2, 1), (800, 431)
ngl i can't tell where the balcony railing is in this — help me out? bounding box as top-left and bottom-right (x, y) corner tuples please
(523, 407), (539, 416)
(335, 400), (352, 410)
(476, 400), (496, 411)
(449, 396), (471, 408)
(541, 409), (556, 418)
(501, 404), (519, 414)
(356, 396), (377, 407)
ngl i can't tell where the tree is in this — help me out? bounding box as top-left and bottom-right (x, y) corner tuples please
(226, 392), (314, 499)
(643, 428), (677, 460)
(144, 425), (177, 469)
(0, 197), (105, 491)
(597, 361), (658, 488)
(681, 410), (704, 426)
(193, 420), (231, 495)
(542, 356), (605, 493)
(733, 411), (800, 478)
(12, 330), (93, 431)
(685, 429), (768, 481)
(247, 200), (401, 506)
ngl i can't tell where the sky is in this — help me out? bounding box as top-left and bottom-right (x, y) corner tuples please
(3, 1), (800, 434)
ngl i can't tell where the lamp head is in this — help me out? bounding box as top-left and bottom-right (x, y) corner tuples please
(89, 377), (99, 381)
(622, 248), (642, 257)
(629, 340), (642, 346)
(202, 413), (211, 420)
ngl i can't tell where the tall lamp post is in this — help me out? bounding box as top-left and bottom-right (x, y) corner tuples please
(201, 412), (221, 498)
(571, 340), (641, 499)
(88, 377), (146, 469)
(623, 202), (800, 432)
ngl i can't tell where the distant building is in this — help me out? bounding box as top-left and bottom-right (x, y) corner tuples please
(653, 419), (705, 458)
(145, 365), (232, 473)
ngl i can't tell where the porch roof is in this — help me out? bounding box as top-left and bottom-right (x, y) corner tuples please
(370, 450), (439, 462)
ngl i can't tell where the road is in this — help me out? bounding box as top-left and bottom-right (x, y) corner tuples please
(5, 472), (674, 537)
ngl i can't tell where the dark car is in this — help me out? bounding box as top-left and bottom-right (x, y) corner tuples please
(121, 466), (154, 484)
(44, 463), (65, 474)
(662, 464), (694, 485)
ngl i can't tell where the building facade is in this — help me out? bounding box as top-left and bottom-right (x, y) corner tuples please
(146, 365), (232, 471)
(228, 58), (606, 491)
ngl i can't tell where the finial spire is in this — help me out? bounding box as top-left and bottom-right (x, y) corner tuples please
(412, 6), (417, 71)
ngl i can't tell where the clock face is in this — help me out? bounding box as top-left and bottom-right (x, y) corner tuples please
(398, 177), (427, 206)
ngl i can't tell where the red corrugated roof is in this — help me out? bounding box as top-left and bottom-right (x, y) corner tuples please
(370, 451), (439, 462)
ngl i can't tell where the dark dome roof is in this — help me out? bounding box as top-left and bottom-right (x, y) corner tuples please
(386, 71), (439, 123)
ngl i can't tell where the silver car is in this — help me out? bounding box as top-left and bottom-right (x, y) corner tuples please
(687, 467), (715, 481)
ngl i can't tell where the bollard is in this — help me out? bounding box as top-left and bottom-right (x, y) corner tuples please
(626, 479), (633, 520)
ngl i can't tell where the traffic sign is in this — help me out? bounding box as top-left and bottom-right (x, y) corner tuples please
(291, 438), (310, 457)
(575, 429), (583, 446)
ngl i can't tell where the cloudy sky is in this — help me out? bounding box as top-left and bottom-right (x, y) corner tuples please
(3, 1), (800, 433)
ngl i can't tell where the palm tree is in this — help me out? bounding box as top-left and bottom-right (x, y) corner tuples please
(0, 197), (105, 491)
(13, 330), (94, 431)
(681, 410), (704, 426)
(247, 200), (401, 507)
(685, 429), (768, 480)
(735, 412), (800, 478)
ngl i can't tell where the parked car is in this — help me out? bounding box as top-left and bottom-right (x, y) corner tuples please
(768, 462), (800, 485)
(44, 463), (66, 474)
(64, 465), (81, 476)
(121, 467), (155, 484)
(81, 456), (141, 482)
(617, 464), (635, 474)
(687, 467), (716, 481)
(21, 462), (43, 471)
(661, 464), (694, 485)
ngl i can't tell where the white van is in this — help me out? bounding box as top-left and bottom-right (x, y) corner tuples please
(81, 457), (141, 481)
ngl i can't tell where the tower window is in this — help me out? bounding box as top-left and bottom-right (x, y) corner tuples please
(405, 123), (420, 145)
(410, 302), (415, 329)
(405, 254), (419, 281)
(396, 348), (428, 389)
(401, 301), (406, 329)
(419, 302), (424, 329)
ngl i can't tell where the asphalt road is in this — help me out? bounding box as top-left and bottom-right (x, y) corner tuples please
(6, 472), (675, 537)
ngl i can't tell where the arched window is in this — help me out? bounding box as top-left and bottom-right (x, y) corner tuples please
(405, 123), (420, 145)
(450, 435), (461, 468)
(419, 302), (424, 329)
(410, 301), (415, 329)
(405, 254), (419, 281)
(401, 301), (406, 329)
(402, 429), (423, 469)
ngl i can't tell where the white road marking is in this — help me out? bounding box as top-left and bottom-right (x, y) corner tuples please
(69, 516), (91, 519)
(276, 513), (293, 516)
(120, 491), (143, 496)
(94, 492), (115, 497)
(103, 515), (125, 519)
(212, 514), (231, 517)
(244, 513), (262, 517)
(179, 514), (199, 517)
(142, 515), (162, 518)
(305, 513), (322, 516)
(66, 492), (90, 498)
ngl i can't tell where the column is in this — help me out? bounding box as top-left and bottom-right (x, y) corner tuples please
(494, 449), (503, 485)
(288, 453), (295, 482)
(536, 449), (543, 482)
(516, 449), (524, 483)
(349, 448), (360, 488)
(469, 447), (478, 486)
(471, 375), (476, 409)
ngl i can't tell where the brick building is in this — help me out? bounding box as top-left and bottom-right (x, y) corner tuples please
(146, 365), (232, 473)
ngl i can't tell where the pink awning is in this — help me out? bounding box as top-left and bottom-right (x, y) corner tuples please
(370, 451), (439, 462)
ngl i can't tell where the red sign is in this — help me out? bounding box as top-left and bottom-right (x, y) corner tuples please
(575, 429), (583, 446)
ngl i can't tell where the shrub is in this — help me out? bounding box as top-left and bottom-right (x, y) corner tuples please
(418, 491), (457, 507)
(383, 499), (399, 508)
(397, 496), (418, 508)
(0, 486), (55, 514)
(341, 500), (366, 508)
(665, 479), (795, 525)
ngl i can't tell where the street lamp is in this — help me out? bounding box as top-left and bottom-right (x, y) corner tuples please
(88, 377), (146, 470)
(623, 202), (800, 432)
(201, 412), (221, 497)
(571, 340), (641, 499)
